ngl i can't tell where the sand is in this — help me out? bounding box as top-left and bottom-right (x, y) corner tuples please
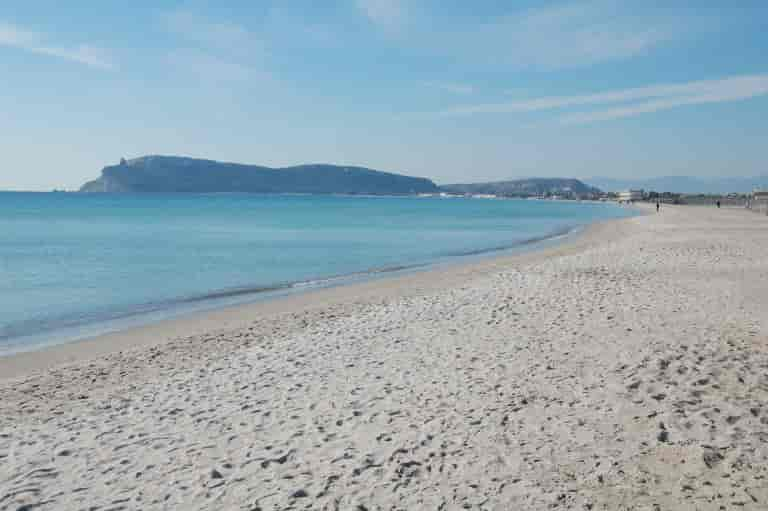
(1, 204), (768, 510)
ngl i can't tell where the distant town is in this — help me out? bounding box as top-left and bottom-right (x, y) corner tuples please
(433, 182), (768, 215)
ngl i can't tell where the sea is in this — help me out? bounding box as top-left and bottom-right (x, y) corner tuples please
(0, 192), (635, 355)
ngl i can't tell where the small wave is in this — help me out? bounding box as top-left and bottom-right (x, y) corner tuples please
(290, 263), (430, 289)
(175, 283), (290, 303)
(438, 225), (577, 258)
(0, 224), (581, 354)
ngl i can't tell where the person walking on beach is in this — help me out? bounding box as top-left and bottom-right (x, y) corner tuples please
(716, 200), (721, 208)
(656, 201), (660, 213)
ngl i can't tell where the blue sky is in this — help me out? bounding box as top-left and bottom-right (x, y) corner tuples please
(1, 1), (767, 190)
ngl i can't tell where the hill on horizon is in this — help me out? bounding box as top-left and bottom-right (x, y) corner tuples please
(79, 156), (439, 195)
(440, 178), (599, 197)
(586, 175), (768, 194)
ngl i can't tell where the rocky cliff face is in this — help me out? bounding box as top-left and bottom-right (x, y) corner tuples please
(79, 175), (132, 192)
(79, 156), (439, 195)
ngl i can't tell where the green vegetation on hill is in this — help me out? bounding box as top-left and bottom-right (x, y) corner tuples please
(79, 156), (439, 195)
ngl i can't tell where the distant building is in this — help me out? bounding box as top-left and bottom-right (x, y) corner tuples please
(748, 189), (768, 214)
(617, 189), (644, 203)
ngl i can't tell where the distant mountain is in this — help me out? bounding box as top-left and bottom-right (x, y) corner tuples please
(586, 176), (768, 194)
(79, 156), (439, 195)
(440, 178), (599, 197)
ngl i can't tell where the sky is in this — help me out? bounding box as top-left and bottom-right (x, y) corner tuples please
(1, 1), (768, 190)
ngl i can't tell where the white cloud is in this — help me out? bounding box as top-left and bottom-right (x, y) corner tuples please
(370, 1), (686, 71)
(165, 50), (260, 83)
(487, 2), (673, 70)
(422, 81), (474, 95)
(163, 10), (262, 56)
(356, 0), (407, 32)
(262, 7), (342, 48)
(33, 45), (113, 70)
(0, 21), (114, 70)
(434, 74), (768, 123)
(162, 10), (267, 84)
(561, 76), (768, 124)
(0, 22), (36, 46)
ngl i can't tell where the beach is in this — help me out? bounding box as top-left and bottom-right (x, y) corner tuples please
(2, 204), (767, 509)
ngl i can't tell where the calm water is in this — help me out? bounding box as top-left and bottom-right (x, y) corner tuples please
(0, 193), (635, 354)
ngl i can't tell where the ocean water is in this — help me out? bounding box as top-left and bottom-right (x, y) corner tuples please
(0, 192), (635, 355)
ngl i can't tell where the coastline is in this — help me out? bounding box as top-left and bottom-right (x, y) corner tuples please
(0, 222), (582, 360)
(0, 215), (628, 380)
(5, 203), (767, 509)
(0, 193), (632, 359)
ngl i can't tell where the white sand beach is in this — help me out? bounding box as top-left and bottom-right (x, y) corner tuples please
(2, 204), (768, 510)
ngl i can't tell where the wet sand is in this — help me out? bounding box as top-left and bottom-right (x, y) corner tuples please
(2, 204), (768, 510)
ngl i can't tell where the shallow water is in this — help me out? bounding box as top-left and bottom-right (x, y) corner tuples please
(0, 192), (635, 354)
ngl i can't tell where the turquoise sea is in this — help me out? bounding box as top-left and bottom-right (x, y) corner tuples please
(0, 192), (635, 355)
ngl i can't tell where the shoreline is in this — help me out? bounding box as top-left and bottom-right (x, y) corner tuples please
(0, 222), (583, 360)
(0, 214), (630, 380)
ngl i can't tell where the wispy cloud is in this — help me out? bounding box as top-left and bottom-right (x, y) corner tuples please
(0, 21), (114, 70)
(364, 1), (689, 71)
(422, 81), (474, 95)
(561, 76), (768, 124)
(483, 2), (675, 70)
(165, 50), (260, 83)
(434, 74), (768, 123)
(163, 10), (262, 56)
(162, 10), (265, 83)
(262, 7), (341, 49)
(356, 0), (408, 33)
